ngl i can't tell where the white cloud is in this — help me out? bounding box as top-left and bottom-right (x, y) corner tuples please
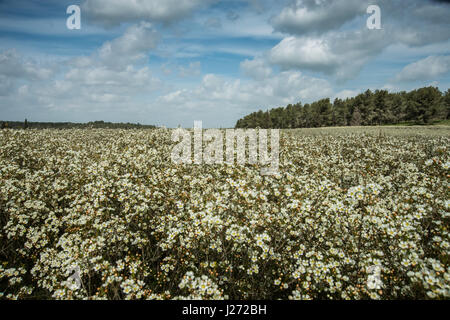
(67, 22), (159, 74)
(156, 74), (331, 127)
(0, 49), (53, 80)
(55, 22), (162, 111)
(178, 61), (202, 77)
(81, 22), (160, 70)
(0, 75), (13, 96)
(269, 30), (389, 80)
(65, 65), (159, 89)
(270, 36), (335, 71)
(272, 0), (367, 36)
(0, 22), (162, 119)
(82, 0), (212, 26)
(267, 0), (450, 81)
(0, 49), (55, 98)
(394, 55), (450, 82)
(158, 71), (333, 124)
(59, 21), (162, 98)
(240, 58), (272, 80)
(393, 26), (450, 48)
(333, 89), (360, 100)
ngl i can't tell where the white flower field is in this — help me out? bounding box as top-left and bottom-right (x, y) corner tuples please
(0, 126), (449, 299)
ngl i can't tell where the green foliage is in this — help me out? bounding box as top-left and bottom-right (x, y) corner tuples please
(236, 86), (449, 129)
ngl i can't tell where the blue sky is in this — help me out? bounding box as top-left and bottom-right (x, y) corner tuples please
(0, 0), (449, 127)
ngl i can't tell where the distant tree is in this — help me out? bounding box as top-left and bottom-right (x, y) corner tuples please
(350, 107), (362, 126)
(333, 98), (348, 126)
(443, 89), (450, 119)
(389, 93), (407, 124)
(24, 118), (28, 129)
(264, 111), (273, 129)
(317, 98), (333, 127)
(407, 87), (441, 124)
(234, 86), (449, 129)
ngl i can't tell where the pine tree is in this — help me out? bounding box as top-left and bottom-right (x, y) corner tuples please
(234, 86), (448, 129)
(350, 107), (362, 126)
(444, 89), (450, 119)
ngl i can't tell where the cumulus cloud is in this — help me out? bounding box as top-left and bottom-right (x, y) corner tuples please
(385, 1), (450, 47)
(272, 0), (367, 36)
(69, 22), (159, 70)
(333, 89), (360, 100)
(0, 49), (53, 80)
(269, 30), (389, 80)
(0, 75), (13, 96)
(178, 61), (202, 77)
(0, 49), (55, 98)
(267, 0), (450, 81)
(0, 22), (162, 119)
(100, 22), (158, 64)
(6, 60), (161, 117)
(158, 71), (333, 121)
(82, 0), (212, 26)
(65, 65), (159, 89)
(394, 26), (450, 48)
(57, 22), (162, 108)
(240, 58), (272, 80)
(394, 55), (450, 82)
(271, 0), (450, 39)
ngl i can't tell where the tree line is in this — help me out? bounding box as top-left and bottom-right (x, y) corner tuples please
(0, 120), (156, 130)
(235, 86), (450, 129)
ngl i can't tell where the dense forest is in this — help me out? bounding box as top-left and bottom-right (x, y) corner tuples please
(235, 87), (450, 129)
(0, 120), (156, 130)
